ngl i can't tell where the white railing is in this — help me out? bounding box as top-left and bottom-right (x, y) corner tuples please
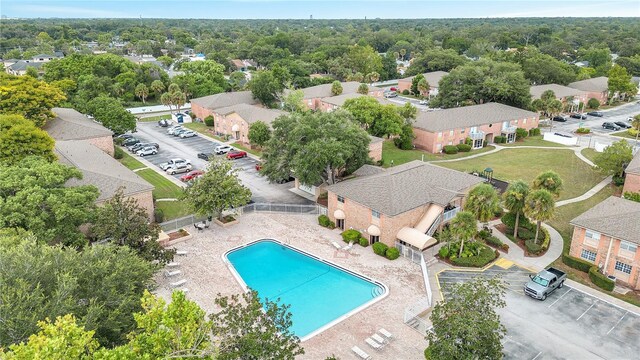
(403, 255), (434, 334)
(442, 207), (460, 222)
(238, 203), (327, 215)
(426, 213), (442, 236)
(469, 131), (484, 140)
(420, 254), (433, 306)
(501, 125), (517, 134)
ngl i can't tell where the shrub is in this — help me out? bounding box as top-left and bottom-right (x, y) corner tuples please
(451, 245), (497, 267)
(562, 254), (593, 273)
(501, 212), (533, 230)
(402, 89), (410, 95)
(372, 242), (389, 256)
(525, 240), (543, 254)
(358, 237), (369, 247)
(576, 127), (591, 134)
(623, 191), (640, 203)
(385, 247), (400, 260)
(518, 228), (536, 241)
(540, 228), (551, 250)
(529, 128), (541, 136)
(629, 128), (639, 137)
(494, 207), (504, 218)
(587, 98), (600, 109)
(465, 137), (472, 146)
(153, 208), (164, 223)
(612, 175), (625, 186)
(456, 143), (472, 152)
(318, 215), (335, 228)
(477, 229), (491, 240)
(443, 145), (458, 154)
(439, 246), (450, 258)
(204, 115), (214, 127)
(114, 146), (124, 159)
(485, 235), (504, 248)
(589, 266), (615, 291)
(493, 135), (506, 144)
(114, 137), (124, 145)
(515, 128), (528, 140)
(341, 229), (361, 243)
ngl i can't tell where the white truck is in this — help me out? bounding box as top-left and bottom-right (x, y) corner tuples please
(160, 158), (191, 171)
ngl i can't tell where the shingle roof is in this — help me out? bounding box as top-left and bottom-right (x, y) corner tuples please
(230, 59), (245, 68)
(413, 102), (538, 132)
(55, 140), (154, 202)
(530, 84), (585, 99)
(46, 108), (113, 140)
(321, 93), (393, 107)
(190, 91), (258, 110)
(568, 77), (609, 93)
(369, 135), (384, 144)
(213, 104), (287, 125)
(328, 161), (484, 216)
(398, 71), (449, 87)
(8, 60), (44, 71)
(293, 82), (381, 99)
(626, 151), (640, 175)
(570, 196), (640, 244)
(353, 164), (386, 177)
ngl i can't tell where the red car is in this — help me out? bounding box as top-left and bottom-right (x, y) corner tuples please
(390, 87), (397, 91)
(255, 163), (263, 171)
(226, 150), (248, 160)
(180, 170), (204, 182)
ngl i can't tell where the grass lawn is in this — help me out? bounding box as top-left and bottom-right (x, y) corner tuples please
(118, 149), (147, 170)
(183, 122), (226, 141)
(138, 114), (171, 122)
(502, 135), (565, 147)
(135, 169), (185, 199)
(580, 148), (600, 163)
(231, 142), (262, 157)
(439, 148), (605, 201)
(381, 141), (495, 167)
(611, 130), (638, 140)
(156, 200), (192, 221)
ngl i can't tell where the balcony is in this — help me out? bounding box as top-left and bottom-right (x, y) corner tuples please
(443, 206), (460, 222)
(468, 131), (485, 140)
(501, 126), (517, 134)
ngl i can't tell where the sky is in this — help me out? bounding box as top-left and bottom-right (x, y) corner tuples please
(1, 0), (639, 19)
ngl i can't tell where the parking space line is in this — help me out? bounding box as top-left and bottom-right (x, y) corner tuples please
(531, 351), (542, 360)
(606, 312), (627, 335)
(576, 301), (596, 321)
(548, 288), (572, 308)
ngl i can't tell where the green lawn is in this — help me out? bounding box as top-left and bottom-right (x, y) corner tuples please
(135, 169), (184, 199)
(502, 135), (565, 147)
(381, 141), (495, 167)
(439, 148), (605, 201)
(580, 148), (600, 163)
(118, 149), (146, 170)
(231, 142), (262, 157)
(183, 122), (226, 141)
(611, 130), (638, 140)
(156, 200), (192, 221)
(138, 114), (171, 122)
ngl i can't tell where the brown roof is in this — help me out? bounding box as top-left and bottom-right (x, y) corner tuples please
(55, 140), (154, 202)
(46, 108), (113, 140)
(369, 135), (384, 144)
(213, 104), (287, 125)
(230, 59), (245, 69)
(568, 77), (609, 93)
(398, 71), (449, 87)
(293, 82), (381, 99)
(190, 91), (258, 110)
(328, 161), (484, 216)
(321, 93), (395, 107)
(413, 102), (538, 132)
(625, 151), (640, 175)
(530, 84), (585, 99)
(570, 196), (640, 244)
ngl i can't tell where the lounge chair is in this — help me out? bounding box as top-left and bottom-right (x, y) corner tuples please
(371, 333), (387, 345)
(331, 241), (342, 250)
(165, 270), (181, 277)
(166, 262), (180, 268)
(351, 346), (372, 359)
(170, 279), (187, 288)
(176, 250), (188, 256)
(365, 337), (383, 351)
(379, 328), (393, 340)
(343, 241), (354, 252)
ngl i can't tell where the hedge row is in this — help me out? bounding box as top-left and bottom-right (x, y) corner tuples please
(562, 254), (593, 273)
(317, 215), (335, 229)
(443, 145), (458, 154)
(529, 128), (541, 136)
(451, 246), (497, 267)
(372, 242), (399, 260)
(589, 266), (615, 291)
(341, 229), (360, 243)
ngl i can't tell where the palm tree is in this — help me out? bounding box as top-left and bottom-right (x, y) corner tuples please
(399, 48), (407, 61)
(450, 211), (477, 257)
(417, 78), (430, 98)
(368, 72), (380, 85)
(150, 80), (165, 97)
(524, 189), (555, 244)
(160, 92), (173, 113)
(464, 183), (500, 227)
(135, 83), (149, 104)
(532, 171), (563, 198)
(502, 180), (530, 239)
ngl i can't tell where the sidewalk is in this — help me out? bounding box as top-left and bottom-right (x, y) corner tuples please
(555, 175), (612, 207)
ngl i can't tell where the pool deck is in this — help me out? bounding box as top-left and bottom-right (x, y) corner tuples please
(154, 213), (428, 359)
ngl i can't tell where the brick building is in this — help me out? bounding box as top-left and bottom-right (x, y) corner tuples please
(412, 103), (539, 153)
(46, 107), (115, 156)
(212, 104), (287, 145)
(396, 71), (449, 96)
(623, 151), (640, 195)
(291, 82), (383, 111)
(190, 91), (258, 121)
(318, 93), (394, 112)
(569, 197), (640, 290)
(530, 84), (588, 104)
(568, 77), (609, 105)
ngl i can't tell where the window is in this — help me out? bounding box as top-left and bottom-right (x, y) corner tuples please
(437, 143), (442, 151)
(585, 230), (600, 241)
(459, 140), (464, 144)
(437, 132), (443, 138)
(449, 130), (454, 136)
(336, 219), (344, 230)
(581, 249), (597, 262)
(372, 210), (380, 219)
(523, 118), (527, 124)
(620, 241), (637, 253)
(337, 195), (344, 203)
(615, 261), (632, 274)
(461, 128), (466, 134)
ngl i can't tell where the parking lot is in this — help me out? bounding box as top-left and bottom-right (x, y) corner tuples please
(128, 121), (313, 204)
(438, 264), (640, 360)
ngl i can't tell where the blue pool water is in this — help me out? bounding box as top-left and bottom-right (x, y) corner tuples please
(225, 239), (385, 339)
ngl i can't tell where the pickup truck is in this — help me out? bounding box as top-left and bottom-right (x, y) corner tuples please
(524, 267), (567, 301)
(160, 158), (191, 171)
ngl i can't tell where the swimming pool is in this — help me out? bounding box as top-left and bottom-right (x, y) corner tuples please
(224, 239), (388, 340)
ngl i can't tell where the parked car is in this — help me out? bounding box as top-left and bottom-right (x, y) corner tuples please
(383, 92), (398, 98)
(128, 142), (159, 152)
(524, 267), (566, 301)
(173, 128), (189, 136)
(255, 163), (263, 171)
(179, 130), (197, 138)
(614, 121), (631, 129)
(628, 116), (636, 122)
(122, 137), (140, 146)
(602, 122), (621, 131)
(587, 111), (603, 117)
(197, 152), (213, 161)
(180, 170), (205, 182)
(570, 113), (587, 120)
(115, 133), (134, 140)
(166, 163), (193, 175)
(226, 150), (248, 160)
(137, 146), (158, 157)
(167, 126), (184, 135)
(158, 119), (170, 127)
(389, 87), (397, 91)
(419, 99), (428, 105)
(552, 115), (568, 122)
(214, 145), (233, 155)
(160, 158), (191, 171)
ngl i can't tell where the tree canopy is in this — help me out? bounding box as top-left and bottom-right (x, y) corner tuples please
(0, 114), (56, 165)
(247, 121), (272, 147)
(0, 73), (66, 127)
(249, 70), (285, 106)
(594, 139), (634, 178)
(85, 96), (136, 134)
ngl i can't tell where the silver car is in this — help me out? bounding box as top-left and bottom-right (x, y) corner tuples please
(166, 163), (193, 175)
(179, 130), (197, 138)
(137, 146), (158, 157)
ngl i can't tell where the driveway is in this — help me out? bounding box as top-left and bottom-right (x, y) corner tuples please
(437, 264), (640, 360)
(130, 121), (313, 205)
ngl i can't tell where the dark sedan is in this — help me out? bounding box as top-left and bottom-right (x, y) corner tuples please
(587, 111), (604, 117)
(197, 152), (213, 161)
(570, 113), (587, 120)
(552, 116), (568, 122)
(614, 121), (631, 129)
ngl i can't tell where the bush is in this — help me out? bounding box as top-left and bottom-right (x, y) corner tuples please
(153, 208), (164, 223)
(443, 145), (458, 154)
(529, 128), (541, 136)
(318, 215), (335, 229)
(576, 127), (591, 134)
(439, 246), (450, 258)
(493, 135), (506, 144)
(451, 245), (497, 267)
(477, 229), (491, 240)
(518, 228), (536, 241)
(114, 146), (124, 159)
(525, 240), (543, 254)
(402, 89), (410, 95)
(465, 137), (472, 146)
(501, 212), (533, 230)
(485, 235), (504, 248)
(358, 237), (369, 247)
(515, 128), (528, 140)
(385, 247), (400, 260)
(204, 115), (214, 127)
(587, 98), (600, 109)
(456, 143), (472, 152)
(628, 128), (639, 137)
(341, 229), (361, 243)
(494, 207), (504, 218)
(540, 228), (550, 250)
(562, 254), (593, 273)
(372, 242), (389, 256)
(589, 266), (615, 291)
(612, 175), (625, 186)
(114, 137), (124, 145)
